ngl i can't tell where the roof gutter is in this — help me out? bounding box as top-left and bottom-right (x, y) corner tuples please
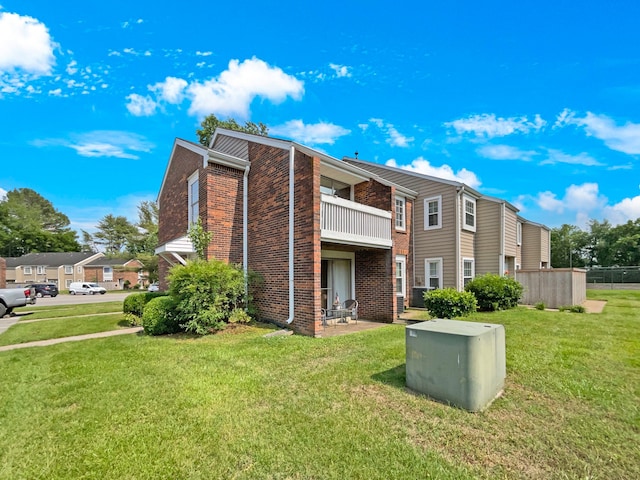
(286, 145), (295, 324)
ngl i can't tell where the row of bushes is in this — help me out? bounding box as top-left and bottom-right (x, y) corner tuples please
(423, 274), (523, 319)
(124, 259), (257, 336)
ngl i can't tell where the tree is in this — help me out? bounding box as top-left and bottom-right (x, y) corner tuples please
(188, 218), (212, 260)
(0, 188), (80, 256)
(550, 224), (588, 268)
(125, 201), (159, 256)
(196, 114), (268, 147)
(93, 214), (138, 254)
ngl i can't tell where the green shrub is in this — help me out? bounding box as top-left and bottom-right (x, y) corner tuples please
(123, 292), (168, 320)
(423, 288), (477, 319)
(142, 296), (181, 335)
(465, 274), (523, 312)
(168, 259), (251, 335)
(559, 305), (586, 313)
(535, 302), (546, 311)
(228, 308), (252, 324)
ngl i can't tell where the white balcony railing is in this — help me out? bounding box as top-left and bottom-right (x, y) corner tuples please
(320, 194), (392, 248)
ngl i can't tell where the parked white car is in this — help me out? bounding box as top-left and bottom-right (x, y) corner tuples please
(69, 282), (107, 295)
(147, 282), (160, 292)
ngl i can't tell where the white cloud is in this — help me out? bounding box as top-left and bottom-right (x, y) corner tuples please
(0, 12), (57, 75)
(539, 149), (603, 166)
(329, 63), (351, 78)
(150, 76), (187, 104)
(385, 157), (481, 188)
(366, 118), (414, 147)
(535, 183), (607, 215)
(65, 60), (77, 75)
(187, 57), (304, 118)
(32, 130), (154, 160)
(125, 93), (157, 116)
(445, 113), (546, 138)
(576, 112), (640, 155)
(196, 51), (212, 56)
(0, 187), (7, 201)
(477, 144), (536, 161)
(603, 196), (640, 224)
(48, 88), (62, 96)
(270, 120), (350, 145)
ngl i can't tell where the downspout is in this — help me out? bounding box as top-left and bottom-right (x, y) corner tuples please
(455, 187), (463, 291)
(286, 146), (295, 324)
(243, 164), (250, 294)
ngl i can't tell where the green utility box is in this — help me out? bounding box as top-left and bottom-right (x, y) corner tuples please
(406, 319), (506, 412)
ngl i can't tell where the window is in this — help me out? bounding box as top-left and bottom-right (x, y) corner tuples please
(24, 266), (32, 275)
(395, 255), (406, 296)
(188, 171), (199, 225)
(66, 279), (72, 288)
(463, 196), (476, 231)
(517, 222), (522, 246)
(320, 176), (351, 200)
(37, 266), (45, 275)
(395, 196), (406, 231)
(424, 196), (442, 230)
(425, 258), (442, 290)
(103, 267), (113, 281)
(463, 258), (475, 286)
(64, 265), (73, 274)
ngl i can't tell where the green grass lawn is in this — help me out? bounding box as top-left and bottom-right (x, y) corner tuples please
(16, 301), (124, 321)
(0, 290), (638, 479)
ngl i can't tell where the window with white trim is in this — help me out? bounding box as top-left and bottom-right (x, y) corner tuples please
(424, 196), (442, 230)
(24, 266), (32, 275)
(395, 196), (406, 231)
(66, 279), (73, 288)
(103, 267), (113, 281)
(517, 222), (522, 246)
(463, 195), (476, 231)
(425, 258), (442, 290)
(463, 258), (475, 286)
(188, 171), (199, 225)
(37, 266), (45, 275)
(64, 265), (73, 274)
(395, 255), (406, 296)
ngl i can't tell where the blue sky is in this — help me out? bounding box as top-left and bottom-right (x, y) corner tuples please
(1, 1), (640, 236)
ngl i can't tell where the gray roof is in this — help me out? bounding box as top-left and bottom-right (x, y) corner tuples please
(86, 257), (137, 267)
(5, 252), (102, 267)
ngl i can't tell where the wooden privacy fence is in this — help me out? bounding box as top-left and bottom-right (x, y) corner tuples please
(517, 268), (586, 309)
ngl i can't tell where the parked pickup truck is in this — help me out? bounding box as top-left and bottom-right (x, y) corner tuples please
(0, 286), (36, 317)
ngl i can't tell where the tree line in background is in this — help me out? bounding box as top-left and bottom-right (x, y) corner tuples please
(0, 188), (159, 281)
(551, 219), (640, 268)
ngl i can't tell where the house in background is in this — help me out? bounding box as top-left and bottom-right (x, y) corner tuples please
(343, 157), (552, 305)
(0, 257), (6, 288)
(155, 129), (416, 336)
(5, 252), (104, 287)
(84, 257), (148, 290)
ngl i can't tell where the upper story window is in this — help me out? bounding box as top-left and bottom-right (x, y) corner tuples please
(103, 267), (113, 281)
(37, 266), (45, 275)
(64, 265), (73, 274)
(463, 195), (476, 232)
(24, 266), (32, 275)
(424, 196), (442, 230)
(517, 222), (522, 246)
(188, 171), (199, 225)
(320, 176), (351, 200)
(395, 196), (406, 231)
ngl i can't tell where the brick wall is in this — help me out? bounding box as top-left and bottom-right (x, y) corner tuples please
(205, 163), (244, 264)
(394, 195), (413, 309)
(158, 144), (203, 245)
(0, 257), (6, 289)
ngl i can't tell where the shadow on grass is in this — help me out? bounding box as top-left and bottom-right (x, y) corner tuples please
(371, 363), (406, 389)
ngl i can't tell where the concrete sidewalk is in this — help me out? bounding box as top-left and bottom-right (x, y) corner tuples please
(0, 327), (144, 352)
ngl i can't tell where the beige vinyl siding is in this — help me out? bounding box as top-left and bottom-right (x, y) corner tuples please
(475, 199), (501, 275)
(541, 228), (550, 263)
(460, 230), (474, 258)
(504, 208), (518, 257)
(521, 223), (543, 269)
(212, 135), (249, 160)
(347, 162), (458, 288)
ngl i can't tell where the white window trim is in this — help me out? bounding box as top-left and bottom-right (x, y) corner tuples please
(517, 222), (522, 246)
(425, 257), (443, 290)
(187, 171), (199, 225)
(24, 266), (32, 275)
(37, 266), (45, 275)
(463, 258), (475, 285)
(395, 196), (406, 231)
(462, 195), (476, 232)
(395, 255), (406, 296)
(64, 265), (73, 274)
(424, 195), (442, 230)
(103, 266), (113, 281)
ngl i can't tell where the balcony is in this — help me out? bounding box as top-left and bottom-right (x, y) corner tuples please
(320, 194), (392, 248)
